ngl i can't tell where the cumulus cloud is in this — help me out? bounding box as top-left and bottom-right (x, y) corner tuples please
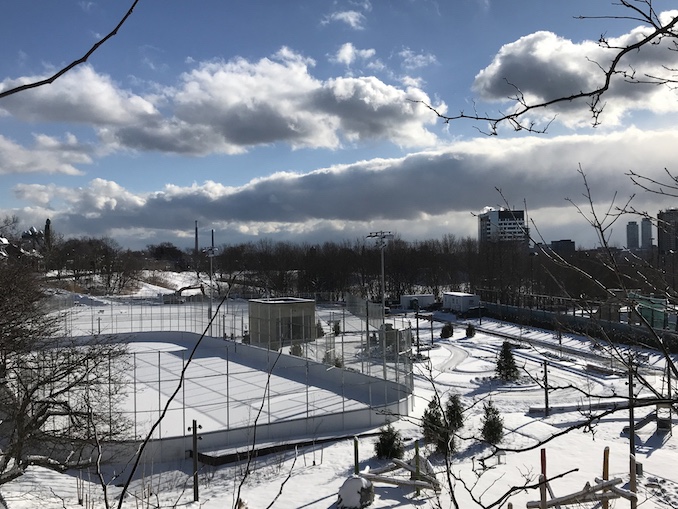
(473, 14), (678, 127)
(0, 49), (442, 161)
(331, 43), (376, 67)
(11, 127), (678, 248)
(322, 10), (367, 30)
(0, 66), (159, 126)
(0, 133), (91, 175)
(104, 48), (442, 154)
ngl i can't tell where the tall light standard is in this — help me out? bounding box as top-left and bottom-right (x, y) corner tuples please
(367, 231), (393, 385)
(367, 231), (393, 327)
(202, 230), (218, 336)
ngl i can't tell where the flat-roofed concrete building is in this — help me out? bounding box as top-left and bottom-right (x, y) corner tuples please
(478, 208), (528, 244)
(248, 297), (316, 349)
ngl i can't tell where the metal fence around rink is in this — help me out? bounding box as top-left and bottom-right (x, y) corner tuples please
(50, 294), (415, 389)
(51, 294), (249, 339)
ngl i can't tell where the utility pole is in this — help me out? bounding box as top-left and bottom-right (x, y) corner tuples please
(543, 359), (549, 417)
(188, 419), (202, 502)
(202, 230), (218, 336)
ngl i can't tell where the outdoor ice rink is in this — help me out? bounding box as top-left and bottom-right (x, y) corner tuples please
(62, 297), (412, 443)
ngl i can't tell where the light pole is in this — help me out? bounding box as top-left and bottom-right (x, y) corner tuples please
(367, 231), (393, 328)
(202, 230), (218, 336)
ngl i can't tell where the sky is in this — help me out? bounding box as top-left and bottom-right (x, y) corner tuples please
(2, 0), (678, 250)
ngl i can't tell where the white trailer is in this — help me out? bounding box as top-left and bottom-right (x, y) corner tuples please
(442, 292), (479, 313)
(399, 294), (435, 310)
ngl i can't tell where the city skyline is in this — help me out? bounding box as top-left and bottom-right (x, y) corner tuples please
(2, 1), (678, 250)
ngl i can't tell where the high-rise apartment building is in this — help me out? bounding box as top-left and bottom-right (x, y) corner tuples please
(626, 221), (639, 250)
(657, 209), (678, 254)
(478, 208), (528, 244)
(641, 217), (653, 250)
(550, 239), (576, 256)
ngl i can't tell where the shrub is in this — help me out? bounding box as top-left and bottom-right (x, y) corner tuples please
(481, 401), (503, 445)
(316, 320), (324, 338)
(290, 343), (303, 357)
(440, 323), (454, 339)
(374, 423), (404, 459)
(333, 321), (341, 336)
(323, 350), (343, 367)
(466, 323), (476, 337)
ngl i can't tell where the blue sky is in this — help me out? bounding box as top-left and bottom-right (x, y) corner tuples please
(2, 0), (678, 250)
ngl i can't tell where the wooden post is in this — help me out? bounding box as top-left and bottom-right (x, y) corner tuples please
(415, 441), (421, 496)
(628, 356), (636, 457)
(630, 454), (637, 509)
(602, 446), (610, 509)
(354, 436), (359, 475)
(543, 359), (550, 417)
(539, 474), (547, 509)
(541, 448), (546, 477)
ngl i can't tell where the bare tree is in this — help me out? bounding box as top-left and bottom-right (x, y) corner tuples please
(0, 258), (129, 485)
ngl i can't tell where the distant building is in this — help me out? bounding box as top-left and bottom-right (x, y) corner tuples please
(549, 239), (576, 256)
(477, 208), (528, 244)
(657, 209), (678, 254)
(399, 294), (435, 310)
(641, 217), (653, 250)
(248, 297), (316, 349)
(442, 292), (480, 313)
(626, 221), (639, 250)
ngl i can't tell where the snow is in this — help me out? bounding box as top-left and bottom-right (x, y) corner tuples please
(3, 274), (678, 508)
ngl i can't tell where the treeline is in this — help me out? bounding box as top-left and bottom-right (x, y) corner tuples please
(4, 216), (669, 304)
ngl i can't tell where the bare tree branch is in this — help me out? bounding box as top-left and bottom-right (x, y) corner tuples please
(0, 0), (140, 100)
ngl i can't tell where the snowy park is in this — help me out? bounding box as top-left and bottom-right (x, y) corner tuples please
(2, 278), (678, 509)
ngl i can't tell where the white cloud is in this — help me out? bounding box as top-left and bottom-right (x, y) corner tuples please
(322, 10), (367, 30)
(105, 48), (441, 154)
(10, 127), (678, 249)
(0, 133), (90, 175)
(473, 15), (678, 127)
(331, 43), (376, 67)
(399, 48), (438, 70)
(0, 48), (442, 161)
(0, 66), (159, 126)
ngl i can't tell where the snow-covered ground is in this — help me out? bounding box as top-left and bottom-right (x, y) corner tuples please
(3, 275), (678, 508)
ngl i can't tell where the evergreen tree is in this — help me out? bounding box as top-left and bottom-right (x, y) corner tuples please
(445, 393), (464, 433)
(496, 341), (519, 382)
(466, 323), (476, 337)
(481, 401), (504, 445)
(422, 397), (454, 454)
(374, 423), (404, 459)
